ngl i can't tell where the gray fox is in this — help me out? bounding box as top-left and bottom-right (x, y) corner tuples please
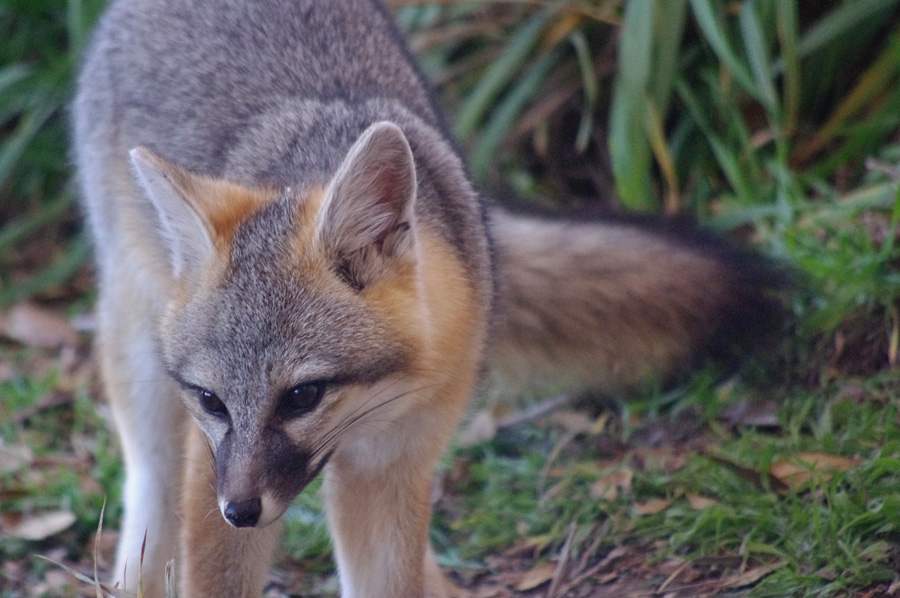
(73, 0), (784, 596)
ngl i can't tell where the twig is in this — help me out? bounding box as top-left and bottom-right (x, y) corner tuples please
(497, 394), (573, 431)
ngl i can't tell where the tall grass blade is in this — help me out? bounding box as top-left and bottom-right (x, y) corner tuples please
(687, 0), (760, 101)
(774, 1), (800, 133)
(738, 0), (779, 119)
(0, 191), (73, 252)
(67, 0), (87, 58)
(675, 79), (752, 204)
(643, 98), (679, 213)
(794, 0), (899, 61)
(0, 235), (90, 307)
(454, 15), (546, 139)
(650, 0), (686, 112)
(568, 30), (597, 153)
(793, 37), (900, 165)
(0, 99), (59, 192)
(470, 51), (558, 180)
(610, 0), (655, 210)
(0, 65), (32, 98)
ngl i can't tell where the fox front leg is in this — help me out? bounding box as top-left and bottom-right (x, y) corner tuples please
(323, 454), (448, 598)
(321, 388), (471, 598)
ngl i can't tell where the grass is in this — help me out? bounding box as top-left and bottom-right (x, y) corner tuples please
(425, 379), (900, 596)
(1, 0), (899, 596)
(0, 0), (103, 307)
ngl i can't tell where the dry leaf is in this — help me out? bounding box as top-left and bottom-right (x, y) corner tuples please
(0, 361), (14, 383)
(548, 410), (594, 435)
(632, 447), (688, 474)
(515, 562), (556, 591)
(706, 454), (790, 493)
(770, 452), (858, 491)
(503, 534), (551, 557)
(0, 302), (80, 349)
(634, 498), (670, 515)
(590, 468), (633, 500)
(720, 398), (781, 428)
(719, 562), (784, 588)
(458, 410), (498, 447)
(686, 494), (718, 510)
(812, 566), (836, 581)
(0, 444), (33, 473)
(42, 569), (74, 593)
(8, 510), (76, 541)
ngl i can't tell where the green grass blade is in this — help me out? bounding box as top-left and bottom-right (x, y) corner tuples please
(0, 97), (59, 191)
(649, 0), (687, 112)
(795, 0), (900, 60)
(770, 0), (900, 76)
(66, 0), (87, 58)
(609, 0), (655, 210)
(774, 1), (800, 133)
(454, 15), (547, 139)
(0, 64), (33, 96)
(880, 184), (900, 261)
(738, 0), (779, 119)
(0, 190), (74, 252)
(687, 0), (760, 101)
(469, 51), (558, 181)
(568, 30), (597, 153)
(675, 78), (753, 205)
(0, 234), (91, 308)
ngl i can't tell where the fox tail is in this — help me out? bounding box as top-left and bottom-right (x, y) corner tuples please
(487, 208), (788, 394)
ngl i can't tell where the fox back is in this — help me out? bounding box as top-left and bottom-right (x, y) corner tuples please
(75, 0), (492, 295)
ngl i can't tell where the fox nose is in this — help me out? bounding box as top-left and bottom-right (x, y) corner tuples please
(223, 498), (262, 528)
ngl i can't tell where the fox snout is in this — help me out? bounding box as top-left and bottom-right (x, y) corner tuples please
(212, 428), (328, 529)
(222, 497), (262, 528)
(217, 489), (289, 529)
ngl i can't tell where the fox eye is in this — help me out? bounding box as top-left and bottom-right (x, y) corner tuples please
(280, 381), (326, 417)
(198, 389), (228, 417)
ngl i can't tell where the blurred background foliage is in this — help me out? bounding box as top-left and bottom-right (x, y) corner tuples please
(2, 0), (900, 374)
(0, 0), (104, 306)
(396, 0), (900, 214)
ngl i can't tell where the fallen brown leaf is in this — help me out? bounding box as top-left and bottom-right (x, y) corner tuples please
(547, 410), (594, 435)
(719, 398), (781, 428)
(686, 494), (718, 510)
(12, 390), (73, 425)
(0, 444), (33, 473)
(634, 498), (670, 515)
(590, 467), (633, 501)
(719, 562), (785, 589)
(631, 447), (688, 474)
(7, 510), (76, 541)
(503, 535), (551, 557)
(458, 409), (499, 447)
(706, 454), (790, 493)
(0, 302), (81, 349)
(515, 562), (556, 591)
(769, 452), (858, 492)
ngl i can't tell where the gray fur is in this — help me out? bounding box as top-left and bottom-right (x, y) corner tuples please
(74, 0), (783, 594)
(75, 0), (491, 294)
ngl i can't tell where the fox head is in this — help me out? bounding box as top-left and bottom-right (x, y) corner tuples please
(130, 122), (443, 528)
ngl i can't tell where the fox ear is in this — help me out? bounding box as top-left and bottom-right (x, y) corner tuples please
(317, 121), (418, 289)
(130, 147), (215, 278)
